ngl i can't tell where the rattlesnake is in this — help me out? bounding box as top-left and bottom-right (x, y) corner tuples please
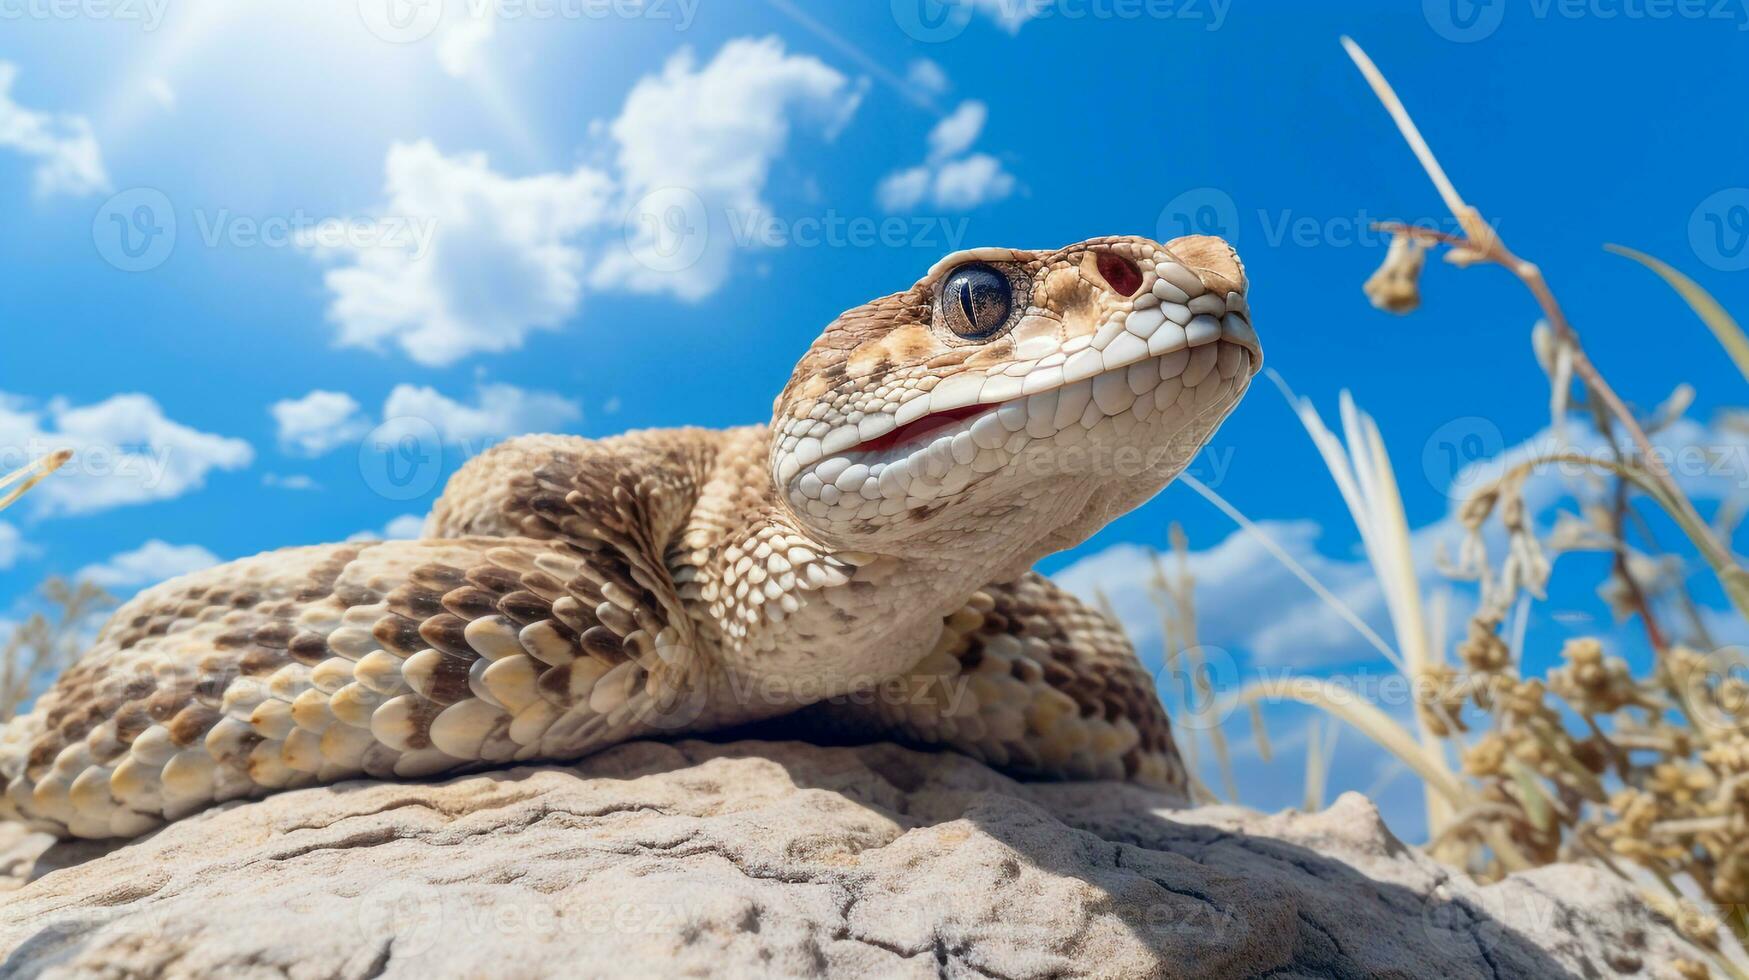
(0, 233), (1259, 839)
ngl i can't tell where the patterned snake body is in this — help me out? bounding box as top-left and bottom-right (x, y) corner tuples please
(0, 234), (1258, 839)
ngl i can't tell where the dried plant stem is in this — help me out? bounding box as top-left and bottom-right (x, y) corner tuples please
(1343, 36), (1749, 621)
(1221, 676), (1538, 871)
(0, 449), (72, 513)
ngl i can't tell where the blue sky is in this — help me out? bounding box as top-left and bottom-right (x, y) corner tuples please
(1, 0), (1746, 838)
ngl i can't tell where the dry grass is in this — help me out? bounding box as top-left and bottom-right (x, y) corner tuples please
(1151, 38), (1749, 979)
(0, 451), (111, 725)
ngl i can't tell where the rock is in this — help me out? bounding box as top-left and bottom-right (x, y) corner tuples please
(0, 740), (1704, 978)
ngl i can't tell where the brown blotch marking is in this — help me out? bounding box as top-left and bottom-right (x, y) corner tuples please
(440, 586), (499, 621)
(335, 584), (381, 607)
(55, 703), (106, 745)
(251, 622), (296, 648)
(579, 626), (628, 663)
(499, 590), (552, 626)
(466, 566), (523, 595)
(421, 653), (477, 705)
(387, 584), (445, 620)
(527, 493), (569, 518)
(240, 647), (292, 675)
(26, 736), (63, 775)
(412, 563), (467, 592)
(114, 703), (152, 744)
(395, 698), (443, 751)
(289, 632), (331, 665)
(296, 547), (359, 602)
(145, 689), (188, 722)
(168, 703), (221, 746)
(418, 614), (474, 658)
(371, 615), (424, 656)
(120, 675), (156, 702)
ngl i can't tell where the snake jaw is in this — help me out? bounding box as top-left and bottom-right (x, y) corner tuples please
(770, 234), (1260, 546)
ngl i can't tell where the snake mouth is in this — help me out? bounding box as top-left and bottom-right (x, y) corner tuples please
(841, 311), (1259, 462)
(852, 403), (995, 455)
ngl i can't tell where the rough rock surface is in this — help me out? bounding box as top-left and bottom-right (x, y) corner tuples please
(0, 740), (1701, 978)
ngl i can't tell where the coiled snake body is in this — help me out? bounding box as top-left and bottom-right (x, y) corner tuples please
(0, 234), (1259, 839)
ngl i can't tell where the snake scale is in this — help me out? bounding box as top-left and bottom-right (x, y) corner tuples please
(0, 233), (1259, 839)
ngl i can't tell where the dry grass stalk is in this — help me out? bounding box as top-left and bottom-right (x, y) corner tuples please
(0, 451), (110, 723)
(1155, 38), (1749, 977)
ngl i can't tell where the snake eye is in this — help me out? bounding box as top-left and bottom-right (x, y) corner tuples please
(941, 263), (1012, 340)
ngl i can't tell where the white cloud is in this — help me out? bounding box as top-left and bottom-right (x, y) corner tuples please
(302, 141), (615, 366)
(970, 0), (1052, 32)
(383, 382), (581, 446)
(307, 38), (863, 366)
(271, 390), (370, 456)
(145, 77), (176, 111)
(274, 383), (581, 458)
(593, 36), (865, 300)
(436, 10), (495, 76)
(1054, 519), (1456, 669)
(931, 153), (1017, 211)
(0, 62), (108, 198)
(927, 101), (986, 161)
(905, 59), (950, 97)
(876, 166), (932, 212)
(1060, 407), (1749, 670)
(262, 473), (319, 491)
(0, 393), (253, 517)
(877, 100), (1014, 213)
(77, 540), (221, 592)
(348, 513), (427, 542)
(0, 522), (22, 570)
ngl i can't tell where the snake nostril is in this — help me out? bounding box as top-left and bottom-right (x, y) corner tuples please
(1094, 252), (1143, 298)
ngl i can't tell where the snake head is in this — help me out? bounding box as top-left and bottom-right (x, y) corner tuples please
(769, 234), (1261, 558)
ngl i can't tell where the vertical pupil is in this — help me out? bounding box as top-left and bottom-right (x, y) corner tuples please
(958, 280), (978, 325)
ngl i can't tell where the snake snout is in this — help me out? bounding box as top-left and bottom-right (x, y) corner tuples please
(1164, 234), (1247, 298)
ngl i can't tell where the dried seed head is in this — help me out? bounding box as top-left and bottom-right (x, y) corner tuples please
(1363, 233), (1429, 314)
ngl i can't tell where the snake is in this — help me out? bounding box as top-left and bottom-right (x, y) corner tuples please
(0, 233), (1259, 839)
